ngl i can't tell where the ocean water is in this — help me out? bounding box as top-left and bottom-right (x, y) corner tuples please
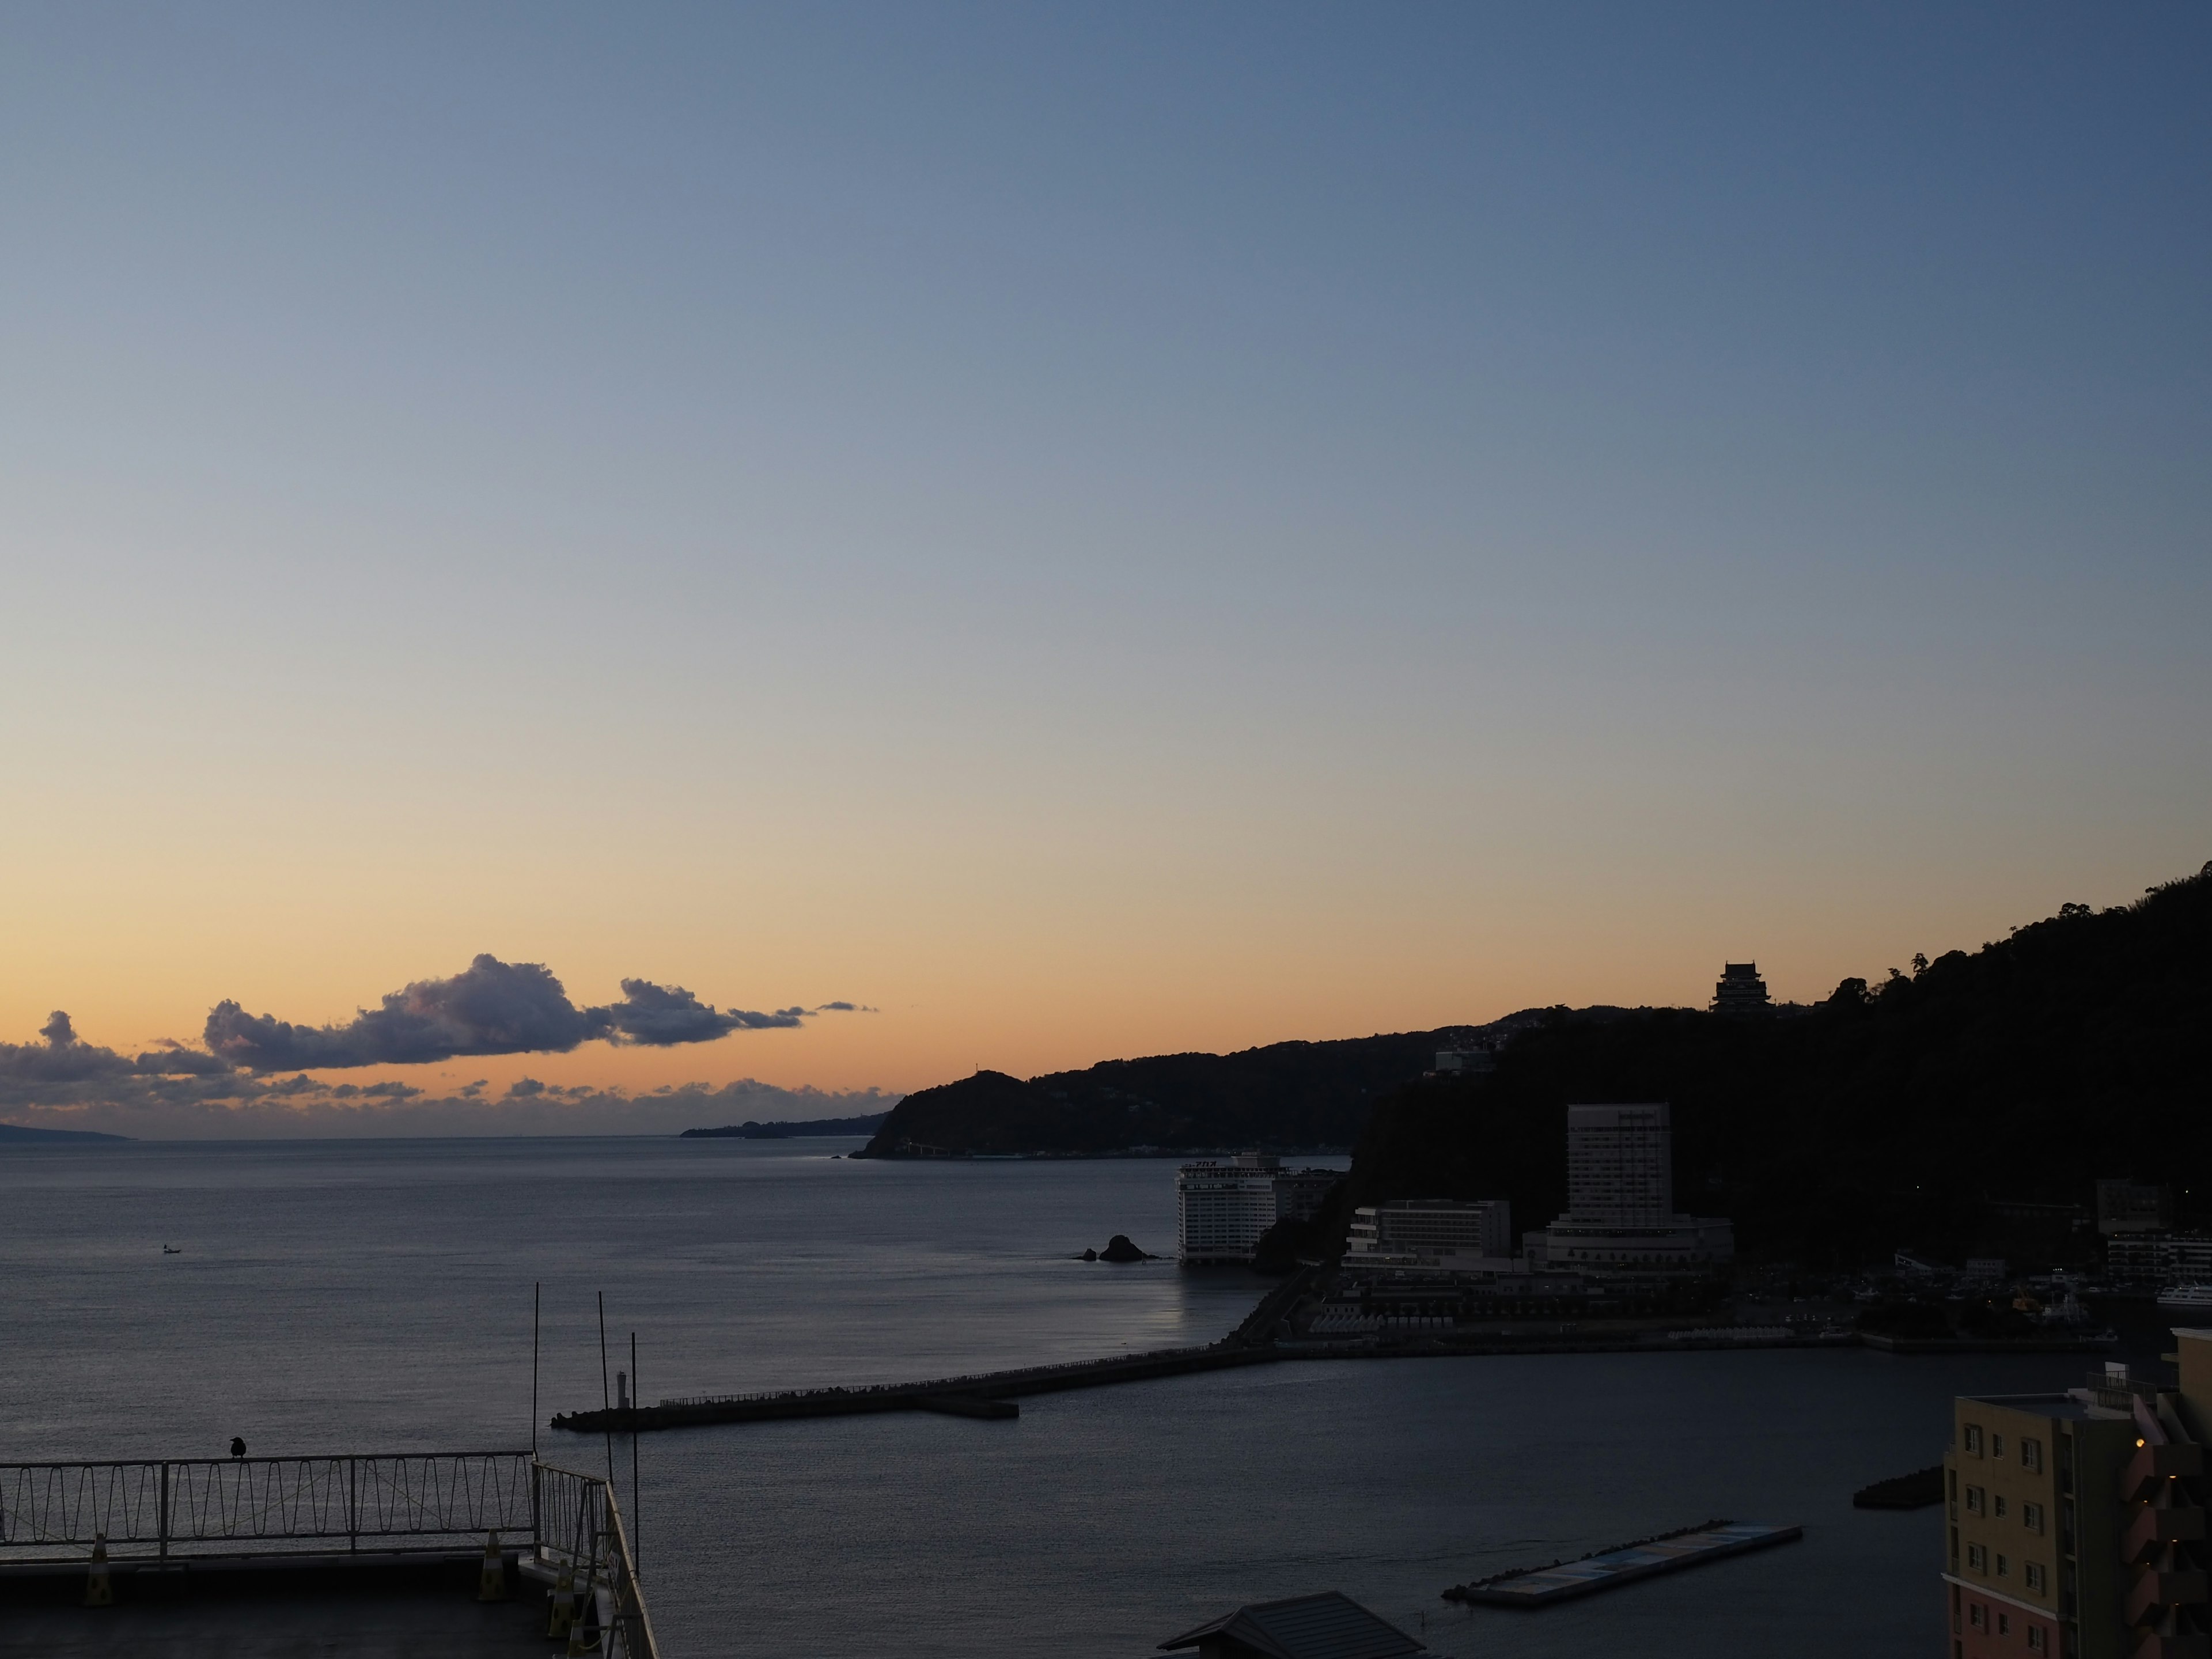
(1, 1137), (2098, 1657)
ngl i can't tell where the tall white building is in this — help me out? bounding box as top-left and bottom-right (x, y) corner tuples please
(1525, 1103), (1733, 1273)
(1176, 1153), (1338, 1264)
(1566, 1103), (1673, 1221)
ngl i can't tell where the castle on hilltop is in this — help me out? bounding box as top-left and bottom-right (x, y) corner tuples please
(1711, 961), (1771, 1016)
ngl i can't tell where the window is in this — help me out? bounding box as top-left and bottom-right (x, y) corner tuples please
(2024, 1502), (2044, 1533)
(1970, 1605), (1985, 1630)
(1994, 1495), (2009, 1519)
(1993, 1433), (2006, 1458)
(1968, 1544), (1987, 1573)
(2022, 1437), (2043, 1472)
(1998, 1613), (2011, 1636)
(2029, 1626), (2046, 1653)
(1965, 1486), (1986, 1514)
(1965, 1425), (1985, 1455)
(2025, 1562), (2046, 1592)
(1997, 1554), (2010, 1577)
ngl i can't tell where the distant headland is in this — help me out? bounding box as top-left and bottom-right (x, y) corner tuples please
(682, 1112), (889, 1139)
(0, 1122), (130, 1143)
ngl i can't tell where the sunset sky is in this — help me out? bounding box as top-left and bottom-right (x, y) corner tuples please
(3, 5), (2207, 1131)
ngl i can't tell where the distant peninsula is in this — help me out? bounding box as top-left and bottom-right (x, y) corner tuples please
(683, 1112), (890, 1139)
(0, 1123), (130, 1143)
(849, 1016), (1608, 1159)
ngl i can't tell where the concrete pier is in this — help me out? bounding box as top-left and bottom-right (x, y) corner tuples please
(552, 1342), (1277, 1434)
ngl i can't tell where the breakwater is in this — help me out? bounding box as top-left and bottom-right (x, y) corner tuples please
(551, 1343), (1277, 1434)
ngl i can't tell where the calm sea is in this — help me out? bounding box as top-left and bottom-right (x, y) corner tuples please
(1, 1137), (2105, 1657)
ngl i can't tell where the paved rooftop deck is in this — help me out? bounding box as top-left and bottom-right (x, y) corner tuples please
(0, 1551), (560, 1658)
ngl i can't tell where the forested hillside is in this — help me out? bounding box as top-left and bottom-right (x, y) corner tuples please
(1346, 862), (2212, 1267)
(853, 1027), (1516, 1157)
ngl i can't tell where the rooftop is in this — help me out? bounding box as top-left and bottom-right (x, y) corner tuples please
(0, 1453), (654, 1658)
(1960, 1392), (2126, 1422)
(0, 1551), (555, 1657)
(1160, 1591), (1423, 1659)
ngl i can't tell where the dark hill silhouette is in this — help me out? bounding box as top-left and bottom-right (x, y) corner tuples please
(1344, 861), (2212, 1267)
(852, 1016), (1611, 1158)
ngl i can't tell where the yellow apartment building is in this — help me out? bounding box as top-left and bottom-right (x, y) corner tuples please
(1946, 1336), (2212, 1659)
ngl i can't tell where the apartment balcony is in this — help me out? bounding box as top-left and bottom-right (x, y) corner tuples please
(2128, 1571), (2211, 1624)
(2124, 1444), (2206, 1503)
(2125, 1506), (2207, 1562)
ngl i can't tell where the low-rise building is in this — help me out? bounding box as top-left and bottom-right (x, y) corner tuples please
(2105, 1232), (2212, 1285)
(1346, 1199), (1513, 1270)
(1158, 1591), (1421, 1659)
(1433, 1048), (1495, 1075)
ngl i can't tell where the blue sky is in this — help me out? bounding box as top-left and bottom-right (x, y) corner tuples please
(1, 3), (2206, 1123)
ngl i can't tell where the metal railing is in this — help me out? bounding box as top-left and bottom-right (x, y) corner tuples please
(0, 1452), (533, 1560)
(0, 1453), (655, 1659)
(536, 1461), (659, 1659)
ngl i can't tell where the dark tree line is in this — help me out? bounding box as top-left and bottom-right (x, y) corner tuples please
(1346, 862), (2212, 1268)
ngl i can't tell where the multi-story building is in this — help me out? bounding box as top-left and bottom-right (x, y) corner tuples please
(2098, 1180), (2176, 1235)
(1433, 1048), (1495, 1076)
(1566, 1102), (1674, 1219)
(1522, 1104), (1734, 1273)
(2104, 1234), (2212, 1286)
(1346, 1199), (1513, 1269)
(1711, 962), (1772, 1017)
(1944, 1344), (2211, 1659)
(1176, 1154), (1339, 1265)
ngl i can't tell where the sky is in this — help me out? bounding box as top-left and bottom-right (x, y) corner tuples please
(2, 3), (2207, 1134)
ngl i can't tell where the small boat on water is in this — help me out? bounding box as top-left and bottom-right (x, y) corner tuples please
(162, 1245), (183, 1255)
(2157, 1285), (2212, 1313)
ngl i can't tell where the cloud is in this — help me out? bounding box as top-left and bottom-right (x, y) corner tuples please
(600, 979), (805, 1046)
(202, 956), (824, 1071)
(813, 1002), (876, 1013)
(0, 1011), (230, 1086)
(505, 1078), (546, 1099)
(204, 955), (603, 1071)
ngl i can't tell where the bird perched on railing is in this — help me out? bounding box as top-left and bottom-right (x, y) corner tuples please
(230, 1437), (247, 1458)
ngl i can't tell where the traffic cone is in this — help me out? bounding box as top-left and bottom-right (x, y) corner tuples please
(546, 1558), (577, 1638)
(566, 1576), (603, 1654)
(84, 1533), (114, 1607)
(477, 1531), (508, 1602)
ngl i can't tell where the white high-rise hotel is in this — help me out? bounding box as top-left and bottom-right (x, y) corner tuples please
(1524, 1103), (1733, 1272)
(1176, 1153), (1338, 1264)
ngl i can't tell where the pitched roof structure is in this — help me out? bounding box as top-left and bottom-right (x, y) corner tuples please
(1158, 1592), (1424, 1659)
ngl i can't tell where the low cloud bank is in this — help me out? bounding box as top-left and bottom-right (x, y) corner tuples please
(1, 1011), (233, 1087)
(0, 959), (886, 1134)
(0, 1074), (902, 1139)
